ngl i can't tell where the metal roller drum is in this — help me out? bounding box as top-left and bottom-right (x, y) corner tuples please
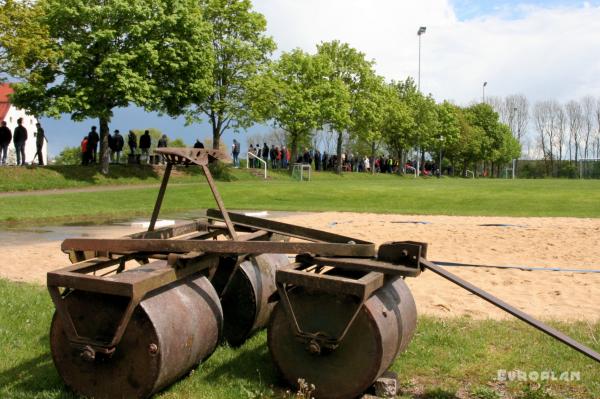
(213, 253), (290, 346)
(268, 276), (417, 399)
(50, 261), (223, 399)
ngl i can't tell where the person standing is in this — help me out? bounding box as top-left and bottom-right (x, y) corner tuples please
(262, 143), (269, 165)
(139, 130), (152, 162)
(34, 122), (45, 165)
(194, 139), (205, 148)
(232, 139), (240, 168)
(87, 126), (100, 163)
(248, 144), (255, 168)
(157, 134), (168, 164)
(127, 130), (138, 156)
(0, 121), (11, 165)
(13, 118), (27, 166)
(81, 136), (89, 165)
(112, 129), (124, 163)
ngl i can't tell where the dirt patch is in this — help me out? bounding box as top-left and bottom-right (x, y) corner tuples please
(2, 212), (598, 322)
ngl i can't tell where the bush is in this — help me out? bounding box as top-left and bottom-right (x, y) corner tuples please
(53, 146), (82, 165)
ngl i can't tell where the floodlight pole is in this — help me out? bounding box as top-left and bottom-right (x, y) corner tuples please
(482, 81), (488, 103)
(417, 26), (426, 92)
(416, 26), (426, 177)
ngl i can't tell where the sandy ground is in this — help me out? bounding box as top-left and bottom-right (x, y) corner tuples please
(1, 213), (599, 322)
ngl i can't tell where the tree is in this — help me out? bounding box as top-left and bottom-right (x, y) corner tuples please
(316, 41), (377, 174)
(185, 0), (276, 150)
(566, 100), (583, 163)
(170, 138), (187, 147)
(581, 95), (596, 159)
(381, 82), (413, 168)
(248, 48), (322, 164)
(0, 0), (56, 79)
(446, 107), (485, 176)
(348, 74), (389, 173)
(9, 0), (214, 174)
(53, 146), (81, 165)
(435, 101), (461, 169)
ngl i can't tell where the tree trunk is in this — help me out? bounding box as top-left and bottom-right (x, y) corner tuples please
(291, 134), (298, 171)
(336, 131), (343, 175)
(99, 116), (110, 175)
(371, 141), (376, 175)
(212, 121), (221, 150)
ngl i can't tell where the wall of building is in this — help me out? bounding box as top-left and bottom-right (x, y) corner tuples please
(3, 106), (48, 165)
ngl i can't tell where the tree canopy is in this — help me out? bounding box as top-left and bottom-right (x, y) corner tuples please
(6, 0), (214, 173)
(185, 0), (276, 150)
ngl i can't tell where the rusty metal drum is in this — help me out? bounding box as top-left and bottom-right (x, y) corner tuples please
(213, 253), (290, 346)
(267, 276), (417, 399)
(50, 262), (223, 399)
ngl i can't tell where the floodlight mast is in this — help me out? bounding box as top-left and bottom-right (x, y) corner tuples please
(417, 26), (426, 91)
(416, 26), (427, 177)
(483, 81), (488, 103)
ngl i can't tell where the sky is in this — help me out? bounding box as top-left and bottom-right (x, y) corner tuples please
(33, 0), (600, 157)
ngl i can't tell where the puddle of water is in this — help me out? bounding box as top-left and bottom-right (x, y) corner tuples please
(0, 210), (313, 247)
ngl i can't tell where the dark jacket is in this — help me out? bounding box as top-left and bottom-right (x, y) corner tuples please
(262, 144), (269, 160)
(139, 133), (151, 149)
(194, 140), (204, 149)
(113, 134), (124, 151)
(88, 130), (99, 146)
(128, 132), (137, 148)
(157, 137), (168, 148)
(35, 128), (45, 147)
(13, 125), (27, 144)
(108, 134), (116, 151)
(0, 126), (11, 145)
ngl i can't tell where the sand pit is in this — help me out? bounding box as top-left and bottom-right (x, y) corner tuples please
(2, 213), (599, 322)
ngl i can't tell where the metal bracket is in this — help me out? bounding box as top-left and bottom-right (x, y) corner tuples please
(378, 241), (428, 272)
(275, 261), (385, 353)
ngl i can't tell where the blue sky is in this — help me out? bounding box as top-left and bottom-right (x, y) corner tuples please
(451, 0), (600, 20)
(23, 0), (600, 157)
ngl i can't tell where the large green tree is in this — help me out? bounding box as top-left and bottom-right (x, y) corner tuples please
(316, 41), (377, 174)
(0, 0), (56, 79)
(248, 49), (323, 164)
(9, 0), (214, 173)
(187, 0), (276, 150)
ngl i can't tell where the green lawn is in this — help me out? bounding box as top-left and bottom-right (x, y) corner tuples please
(1, 278), (598, 399)
(0, 164), (205, 192)
(0, 170), (599, 225)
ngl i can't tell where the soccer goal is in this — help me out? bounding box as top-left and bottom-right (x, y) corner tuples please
(578, 158), (600, 179)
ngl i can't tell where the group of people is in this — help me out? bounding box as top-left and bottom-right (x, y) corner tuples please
(0, 118), (45, 166)
(81, 128), (169, 165)
(244, 142), (445, 176)
(247, 143), (291, 169)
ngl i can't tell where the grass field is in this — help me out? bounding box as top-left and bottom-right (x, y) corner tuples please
(1, 278), (599, 399)
(0, 164), (206, 192)
(0, 169), (599, 225)
(1, 169), (599, 398)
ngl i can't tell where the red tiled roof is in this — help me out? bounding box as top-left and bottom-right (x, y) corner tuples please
(0, 83), (13, 121)
(0, 83), (13, 103)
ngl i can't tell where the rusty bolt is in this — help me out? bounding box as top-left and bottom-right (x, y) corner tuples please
(149, 343), (159, 355)
(80, 346), (95, 362)
(307, 341), (321, 355)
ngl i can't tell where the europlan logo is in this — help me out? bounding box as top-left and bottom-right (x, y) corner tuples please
(497, 370), (581, 382)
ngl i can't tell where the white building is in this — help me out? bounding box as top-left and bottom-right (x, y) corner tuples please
(0, 83), (48, 165)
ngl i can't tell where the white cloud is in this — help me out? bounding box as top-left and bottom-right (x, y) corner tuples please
(252, 0), (600, 105)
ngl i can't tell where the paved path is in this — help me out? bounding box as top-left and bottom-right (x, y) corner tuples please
(0, 182), (198, 198)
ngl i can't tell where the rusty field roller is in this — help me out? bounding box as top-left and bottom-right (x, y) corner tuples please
(214, 253), (291, 346)
(50, 261), (222, 399)
(268, 275), (417, 399)
(47, 148), (600, 399)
